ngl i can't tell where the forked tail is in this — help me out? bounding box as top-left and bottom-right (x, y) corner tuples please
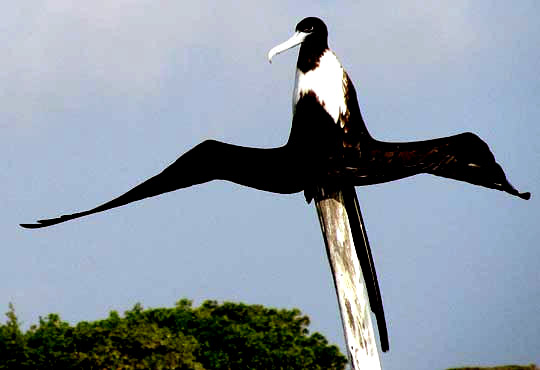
(343, 186), (389, 352)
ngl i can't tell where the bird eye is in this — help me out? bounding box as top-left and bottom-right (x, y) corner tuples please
(305, 26), (314, 32)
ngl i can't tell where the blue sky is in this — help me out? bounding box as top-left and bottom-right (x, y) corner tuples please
(2, 1), (539, 369)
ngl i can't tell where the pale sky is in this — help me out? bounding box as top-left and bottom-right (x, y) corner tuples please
(2, 2), (539, 369)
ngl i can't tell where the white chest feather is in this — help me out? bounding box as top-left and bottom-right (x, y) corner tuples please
(293, 50), (347, 127)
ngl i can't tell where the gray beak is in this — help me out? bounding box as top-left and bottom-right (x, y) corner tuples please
(267, 31), (309, 63)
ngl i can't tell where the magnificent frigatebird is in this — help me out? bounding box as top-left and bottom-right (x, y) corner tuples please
(21, 16), (530, 352)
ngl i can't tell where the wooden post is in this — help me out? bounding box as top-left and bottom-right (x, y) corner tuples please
(315, 186), (382, 370)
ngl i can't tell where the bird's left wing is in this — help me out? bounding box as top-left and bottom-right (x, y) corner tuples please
(20, 141), (305, 229)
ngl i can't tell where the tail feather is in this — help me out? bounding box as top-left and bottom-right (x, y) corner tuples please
(343, 186), (389, 352)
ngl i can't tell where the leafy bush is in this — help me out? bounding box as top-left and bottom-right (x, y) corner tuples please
(0, 300), (347, 370)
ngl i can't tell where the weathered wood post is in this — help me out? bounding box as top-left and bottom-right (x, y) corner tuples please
(315, 186), (382, 370)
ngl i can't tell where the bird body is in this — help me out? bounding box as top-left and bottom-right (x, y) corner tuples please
(293, 50), (348, 127)
(270, 18), (389, 351)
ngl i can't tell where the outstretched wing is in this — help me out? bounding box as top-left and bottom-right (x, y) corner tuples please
(20, 155), (197, 229)
(20, 141), (305, 229)
(20, 170), (180, 229)
(341, 132), (530, 200)
(20, 132), (529, 229)
(420, 133), (530, 199)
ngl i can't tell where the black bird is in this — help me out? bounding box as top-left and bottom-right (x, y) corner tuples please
(21, 17), (530, 351)
(20, 17), (529, 231)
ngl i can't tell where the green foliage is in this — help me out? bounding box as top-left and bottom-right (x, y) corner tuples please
(144, 299), (347, 370)
(0, 303), (27, 368)
(0, 300), (347, 370)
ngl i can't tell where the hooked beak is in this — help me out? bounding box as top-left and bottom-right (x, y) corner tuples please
(267, 31), (309, 63)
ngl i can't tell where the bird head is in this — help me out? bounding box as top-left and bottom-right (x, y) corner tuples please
(268, 17), (328, 63)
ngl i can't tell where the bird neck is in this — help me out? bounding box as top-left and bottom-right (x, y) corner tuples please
(297, 40), (329, 73)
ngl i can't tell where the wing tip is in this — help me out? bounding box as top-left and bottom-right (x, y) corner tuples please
(19, 216), (68, 229)
(519, 191), (531, 200)
(20, 222), (48, 229)
(19, 223), (37, 229)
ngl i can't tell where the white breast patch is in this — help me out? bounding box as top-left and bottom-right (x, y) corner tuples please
(292, 50), (347, 127)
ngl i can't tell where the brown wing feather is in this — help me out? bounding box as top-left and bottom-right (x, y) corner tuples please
(338, 133), (530, 200)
